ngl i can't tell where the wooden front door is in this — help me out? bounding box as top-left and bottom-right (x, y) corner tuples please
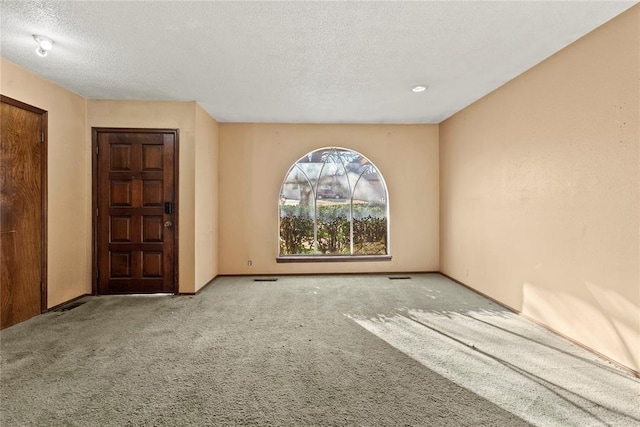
(94, 128), (178, 294)
(1, 96), (47, 328)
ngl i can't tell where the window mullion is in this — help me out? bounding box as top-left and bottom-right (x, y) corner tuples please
(314, 159), (328, 255)
(351, 169), (368, 255)
(293, 165), (316, 256)
(313, 194), (318, 255)
(337, 150), (354, 255)
(349, 195), (354, 255)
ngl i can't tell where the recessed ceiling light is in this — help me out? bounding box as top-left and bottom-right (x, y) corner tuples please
(33, 35), (54, 57)
(412, 85), (428, 93)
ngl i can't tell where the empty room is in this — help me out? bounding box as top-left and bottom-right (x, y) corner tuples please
(1, 1), (639, 426)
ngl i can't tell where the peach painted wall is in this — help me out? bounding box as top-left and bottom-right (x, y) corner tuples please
(218, 124), (439, 275)
(195, 104), (219, 291)
(440, 6), (639, 371)
(1, 58), (89, 307)
(86, 100), (219, 293)
(87, 100), (199, 293)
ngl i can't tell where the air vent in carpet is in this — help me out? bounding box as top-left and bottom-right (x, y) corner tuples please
(56, 301), (86, 312)
(254, 278), (278, 282)
(388, 276), (411, 280)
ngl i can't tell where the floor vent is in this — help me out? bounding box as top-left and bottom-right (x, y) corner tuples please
(254, 278), (278, 282)
(56, 301), (86, 312)
(388, 276), (412, 280)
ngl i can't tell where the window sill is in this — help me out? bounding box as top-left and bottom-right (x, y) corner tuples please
(276, 255), (392, 263)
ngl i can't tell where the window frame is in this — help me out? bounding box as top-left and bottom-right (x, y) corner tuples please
(276, 146), (391, 262)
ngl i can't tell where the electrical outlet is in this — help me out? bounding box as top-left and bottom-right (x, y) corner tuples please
(247, 260), (253, 267)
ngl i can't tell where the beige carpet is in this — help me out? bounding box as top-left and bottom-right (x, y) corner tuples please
(1, 274), (638, 426)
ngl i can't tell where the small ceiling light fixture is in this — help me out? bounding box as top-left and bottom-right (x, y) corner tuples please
(33, 35), (54, 57)
(412, 85), (428, 93)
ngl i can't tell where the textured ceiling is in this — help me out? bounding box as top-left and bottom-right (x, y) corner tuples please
(0, 1), (636, 124)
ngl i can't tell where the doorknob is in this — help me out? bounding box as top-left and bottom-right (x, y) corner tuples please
(164, 220), (173, 228)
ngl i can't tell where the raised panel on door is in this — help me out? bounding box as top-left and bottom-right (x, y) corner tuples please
(110, 180), (133, 206)
(110, 144), (132, 171)
(110, 216), (132, 242)
(142, 180), (163, 206)
(110, 252), (132, 277)
(142, 216), (164, 242)
(142, 144), (163, 171)
(142, 252), (163, 278)
(95, 129), (177, 295)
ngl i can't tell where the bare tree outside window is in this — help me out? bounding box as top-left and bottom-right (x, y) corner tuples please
(279, 148), (389, 256)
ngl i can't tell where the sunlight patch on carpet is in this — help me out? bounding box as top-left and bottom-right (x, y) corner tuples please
(346, 310), (640, 427)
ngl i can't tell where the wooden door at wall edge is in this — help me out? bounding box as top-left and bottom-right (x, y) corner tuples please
(0, 95), (47, 328)
(94, 128), (178, 294)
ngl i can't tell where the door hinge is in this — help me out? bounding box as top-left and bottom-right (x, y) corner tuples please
(96, 208), (99, 217)
(96, 145), (99, 155)
(40, 133), (44, 143)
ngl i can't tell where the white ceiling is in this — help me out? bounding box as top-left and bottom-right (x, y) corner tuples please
(0, 1), (636, 124)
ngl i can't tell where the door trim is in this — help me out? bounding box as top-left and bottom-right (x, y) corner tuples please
(0, 95), (48, 312)
(91, 127), (179, 295)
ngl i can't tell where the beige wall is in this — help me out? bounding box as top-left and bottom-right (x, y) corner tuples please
(195, 104), (219, 291)
(1, 58), (89, 308)
(440, 6), (640, 371)
(218, 124), (439, 275)
(86, 100), (219, 293)
(0, 70), (219, 299)
(86, 100), (209, 293)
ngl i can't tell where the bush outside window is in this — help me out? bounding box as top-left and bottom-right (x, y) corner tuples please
(279, 147), (389, 256)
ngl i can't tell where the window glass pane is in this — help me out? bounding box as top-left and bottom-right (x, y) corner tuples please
(279, 167), (315, 255)
(352, 166), (387, 255)
(316, 149), (350, 254)
(295, 150), (325, 195)
(316, 202), (350, 255)
(316, 150), (350, 201)
(352, 165), (386, 204)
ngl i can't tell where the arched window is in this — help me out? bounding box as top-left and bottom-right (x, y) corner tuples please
(279, 147), (389, 257)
